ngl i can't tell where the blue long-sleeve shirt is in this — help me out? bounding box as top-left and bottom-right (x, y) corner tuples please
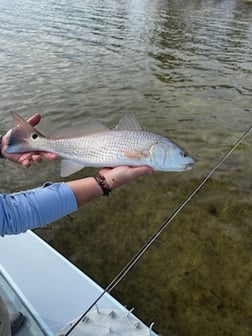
(0, 182), (78, 236)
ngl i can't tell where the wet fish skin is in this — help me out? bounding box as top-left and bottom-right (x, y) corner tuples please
(6, 112), (195, 177)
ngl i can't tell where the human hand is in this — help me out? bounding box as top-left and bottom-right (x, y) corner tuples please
(99, 165), (154, 190)
(66, 165), (154, 207)
(1, 113), (57, 167)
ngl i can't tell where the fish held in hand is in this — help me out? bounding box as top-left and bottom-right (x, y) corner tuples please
(6, 112), (195, 177)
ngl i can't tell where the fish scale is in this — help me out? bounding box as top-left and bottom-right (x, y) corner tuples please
(45, 131), (159, 166)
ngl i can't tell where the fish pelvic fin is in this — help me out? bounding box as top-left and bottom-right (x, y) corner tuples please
(60, 159), (85, 177)
(6, 112), (45, 154)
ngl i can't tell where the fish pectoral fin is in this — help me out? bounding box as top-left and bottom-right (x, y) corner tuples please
(60, 160), (85, 177)
(122, 151), (148, 160)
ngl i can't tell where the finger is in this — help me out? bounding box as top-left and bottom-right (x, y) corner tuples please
(27, 113), (41, 127)
(21, 159), (31, 168)
(130, 166), (153, 175)
(41, 152), (58, 160)
(32, 155), (42, 163)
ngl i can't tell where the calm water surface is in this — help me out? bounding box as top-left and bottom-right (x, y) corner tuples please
(0, 0), (252, 335)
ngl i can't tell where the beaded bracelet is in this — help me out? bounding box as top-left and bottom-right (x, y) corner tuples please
(93, 173), (112, 197)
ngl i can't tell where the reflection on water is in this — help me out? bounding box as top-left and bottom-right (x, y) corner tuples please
(0, 0), (252, 335)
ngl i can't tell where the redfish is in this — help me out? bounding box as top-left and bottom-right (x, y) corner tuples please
(6, 112), (195, 177)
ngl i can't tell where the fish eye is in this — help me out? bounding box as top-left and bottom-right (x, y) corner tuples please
(32, 133), (39, 140)
(181, 150), (188, 158)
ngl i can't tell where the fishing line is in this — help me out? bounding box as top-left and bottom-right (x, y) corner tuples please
(64, 125), (252, 336)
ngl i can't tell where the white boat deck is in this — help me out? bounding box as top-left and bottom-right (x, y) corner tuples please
(0, 269), (51, 335)
(0, 231), (158, 336)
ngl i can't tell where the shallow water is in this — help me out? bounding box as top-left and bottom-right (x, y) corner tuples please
(0, 0), (252, 335)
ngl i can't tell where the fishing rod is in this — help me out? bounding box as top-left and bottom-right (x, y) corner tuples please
(64, 125), (252, 336)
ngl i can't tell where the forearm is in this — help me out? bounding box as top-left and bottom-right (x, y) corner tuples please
(66, 177), (103, 207)
(0, 166), (152, 235)
(0, 176), (107, 236)
(67, 166), (153, 206)
(0, 182), (78, 236)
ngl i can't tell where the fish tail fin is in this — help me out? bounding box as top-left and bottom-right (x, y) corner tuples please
(6, 112), (45, 154)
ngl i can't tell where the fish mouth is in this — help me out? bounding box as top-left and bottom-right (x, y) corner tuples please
(180, 162), (195, 171)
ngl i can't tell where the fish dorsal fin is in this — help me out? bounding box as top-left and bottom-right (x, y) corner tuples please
(114, 114), (143, 131)
(60, 159), (85, 177)
(53, 120), (109, 139)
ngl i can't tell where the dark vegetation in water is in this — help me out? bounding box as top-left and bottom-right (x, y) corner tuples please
(36, 171), (252, 336)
